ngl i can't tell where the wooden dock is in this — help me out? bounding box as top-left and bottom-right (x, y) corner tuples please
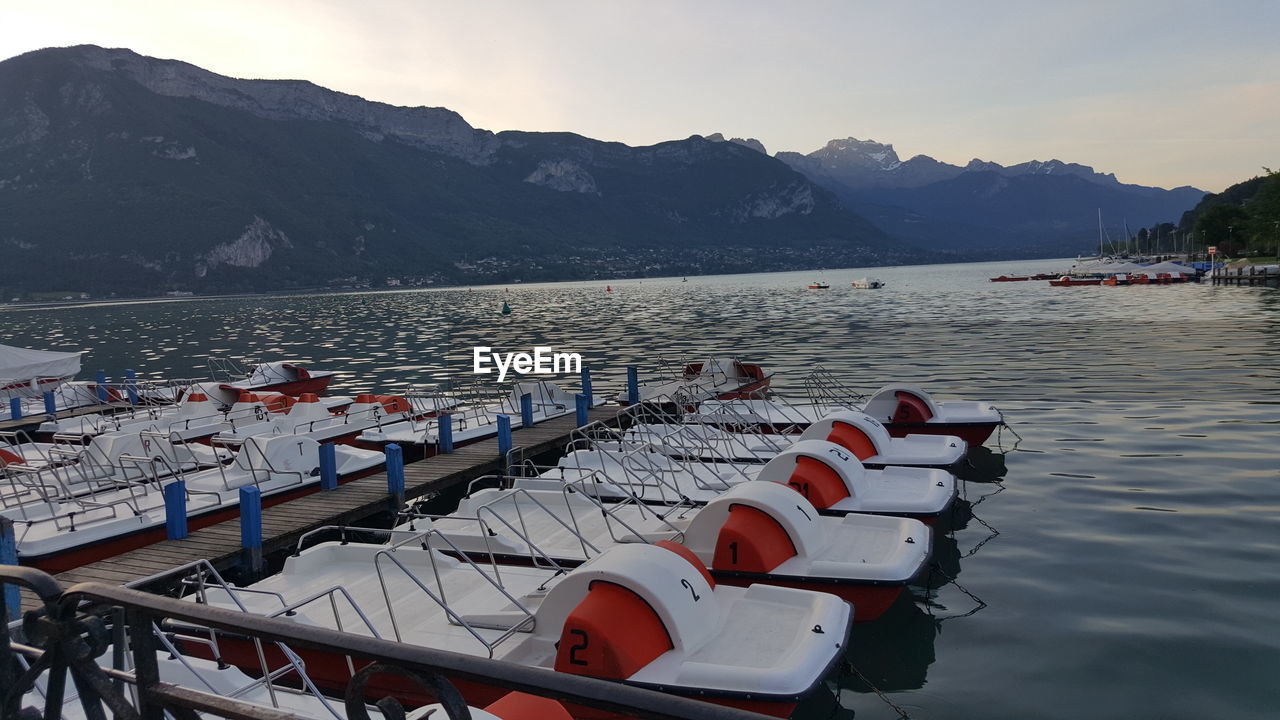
(16, 406), (621, 612)
(1211, 265), (1280, 287)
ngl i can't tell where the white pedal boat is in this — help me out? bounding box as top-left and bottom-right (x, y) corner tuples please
(35, 389), (354, 441)
(624, 409), (967, 467)
(1, 430), (232, 510)
(694, 383), (1003, 446)
(218, 360), (337, 396)
(360, 382), (602, 451)
(615, 357), (771, 404)
(523, 438), (956, 522)
(198, 539), (848, 717)
(423, 478), (929, 621)
(215, 392), (451, 446)
(4, 434), (383, 572)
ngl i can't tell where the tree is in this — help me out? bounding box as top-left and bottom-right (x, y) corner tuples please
(1194, 204), (1250, 255)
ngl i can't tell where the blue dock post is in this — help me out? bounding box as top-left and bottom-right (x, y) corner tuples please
(520, 393), (534, 428)
(239, 486), (263, 573)
(627, 366), (640, 405)
(319, 443), (337, 491)
(581, 367), (593, 401)
(125, 368), (138, 406)
(8, 398), (20, 421)
(438, 413), (454, 453)
(1, 518), (18, 622)
(95, 370), (108, 403)
(575, 393), (589, 427)
(497, 414), (512, 456)
(43, 391), (56, 417)
(385, 443), (405, 506)
(163, 480), (188, 540)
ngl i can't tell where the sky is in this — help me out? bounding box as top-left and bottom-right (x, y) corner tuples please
(2, 0), (1276, 192)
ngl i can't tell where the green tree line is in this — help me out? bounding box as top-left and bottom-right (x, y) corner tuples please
(1177, 169), (1280, 257)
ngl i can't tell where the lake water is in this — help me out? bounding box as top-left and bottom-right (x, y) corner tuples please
(3, 259), (1278, 719)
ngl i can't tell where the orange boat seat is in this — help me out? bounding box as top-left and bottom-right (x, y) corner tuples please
(376, 395), (411, 414)
(892, 391), (933, 423)
(785, 456), (851, 508)
(825, 422), (877, 460)
(259, 394), (296, 413)
(554, 581), (672, 679)
(712, 504), (797, 573)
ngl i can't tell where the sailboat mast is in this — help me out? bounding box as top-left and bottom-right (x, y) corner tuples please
(1097, 209), (1104, 258)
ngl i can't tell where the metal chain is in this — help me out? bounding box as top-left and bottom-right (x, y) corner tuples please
(846, 661), (912, 719)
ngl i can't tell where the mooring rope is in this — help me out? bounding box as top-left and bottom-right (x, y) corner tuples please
(845, 661), (913, 719)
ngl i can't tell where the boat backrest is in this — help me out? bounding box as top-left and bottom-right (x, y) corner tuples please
(755, 439), (869, 506)
(862, 384), (940, 424)
(235, 434), (321, 474)
(286, 393), (332, 423)
(511, 381), (571, 410)
(258, 393), (296, 414)
(712, 505), (795, 573)
(538, 543), (718, 658)
(173, 392), (217, 419)
(798, 410), (891, 460)
(684, 481), (822, 563)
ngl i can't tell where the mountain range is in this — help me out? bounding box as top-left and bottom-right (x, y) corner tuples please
(728, 136), (1205, 253)
(0, 46), (1206, 296)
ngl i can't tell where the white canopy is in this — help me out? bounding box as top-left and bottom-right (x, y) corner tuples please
(1139, 261), (1196, 276)
(0, 343), (82, 385)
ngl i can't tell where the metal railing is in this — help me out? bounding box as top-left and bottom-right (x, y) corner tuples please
(1, 565), (768, 720)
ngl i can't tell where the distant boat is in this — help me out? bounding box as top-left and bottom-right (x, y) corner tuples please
(1049, 275), (1102, 287)
(808, 282), (830, 289)
(851, 278), (884, 289)
(989, 275), (1030, 282)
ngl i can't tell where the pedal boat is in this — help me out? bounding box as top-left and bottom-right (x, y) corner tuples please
(220, 360), (336, 396)
(524, 438), (955, 523)
(195, 539), (850, 718)
(360, 382), (603, 455)
(3, 434), (383, 572)
(427, 479), (930, 621)
(692, 384), (1003, 446)
(622, 410), (967, 467)
(615, 357), (770, 405)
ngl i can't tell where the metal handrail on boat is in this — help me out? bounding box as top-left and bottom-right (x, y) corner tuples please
(370, 526), (551, 655)
(1, 564), (770, 720)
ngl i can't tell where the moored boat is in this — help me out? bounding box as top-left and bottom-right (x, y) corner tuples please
(850, 277), (884, 289)
(616, 357), (771, 404)
(426, 478), (931, 621)
(192, 538), (850, 718)
(3, 434), (385, 571)
(211, 359), (336, 396)
(1049, 275), (1102, 287)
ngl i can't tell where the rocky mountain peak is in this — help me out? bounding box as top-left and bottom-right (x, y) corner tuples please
(47, 45), (500, 163)
(705, 133), (768, 155)
(814, 137), (902, 170)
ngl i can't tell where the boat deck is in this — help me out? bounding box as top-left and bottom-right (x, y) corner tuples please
(15, 406), (622, 612)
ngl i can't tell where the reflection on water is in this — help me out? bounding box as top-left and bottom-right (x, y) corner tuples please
(3, 259), (1278, 719)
